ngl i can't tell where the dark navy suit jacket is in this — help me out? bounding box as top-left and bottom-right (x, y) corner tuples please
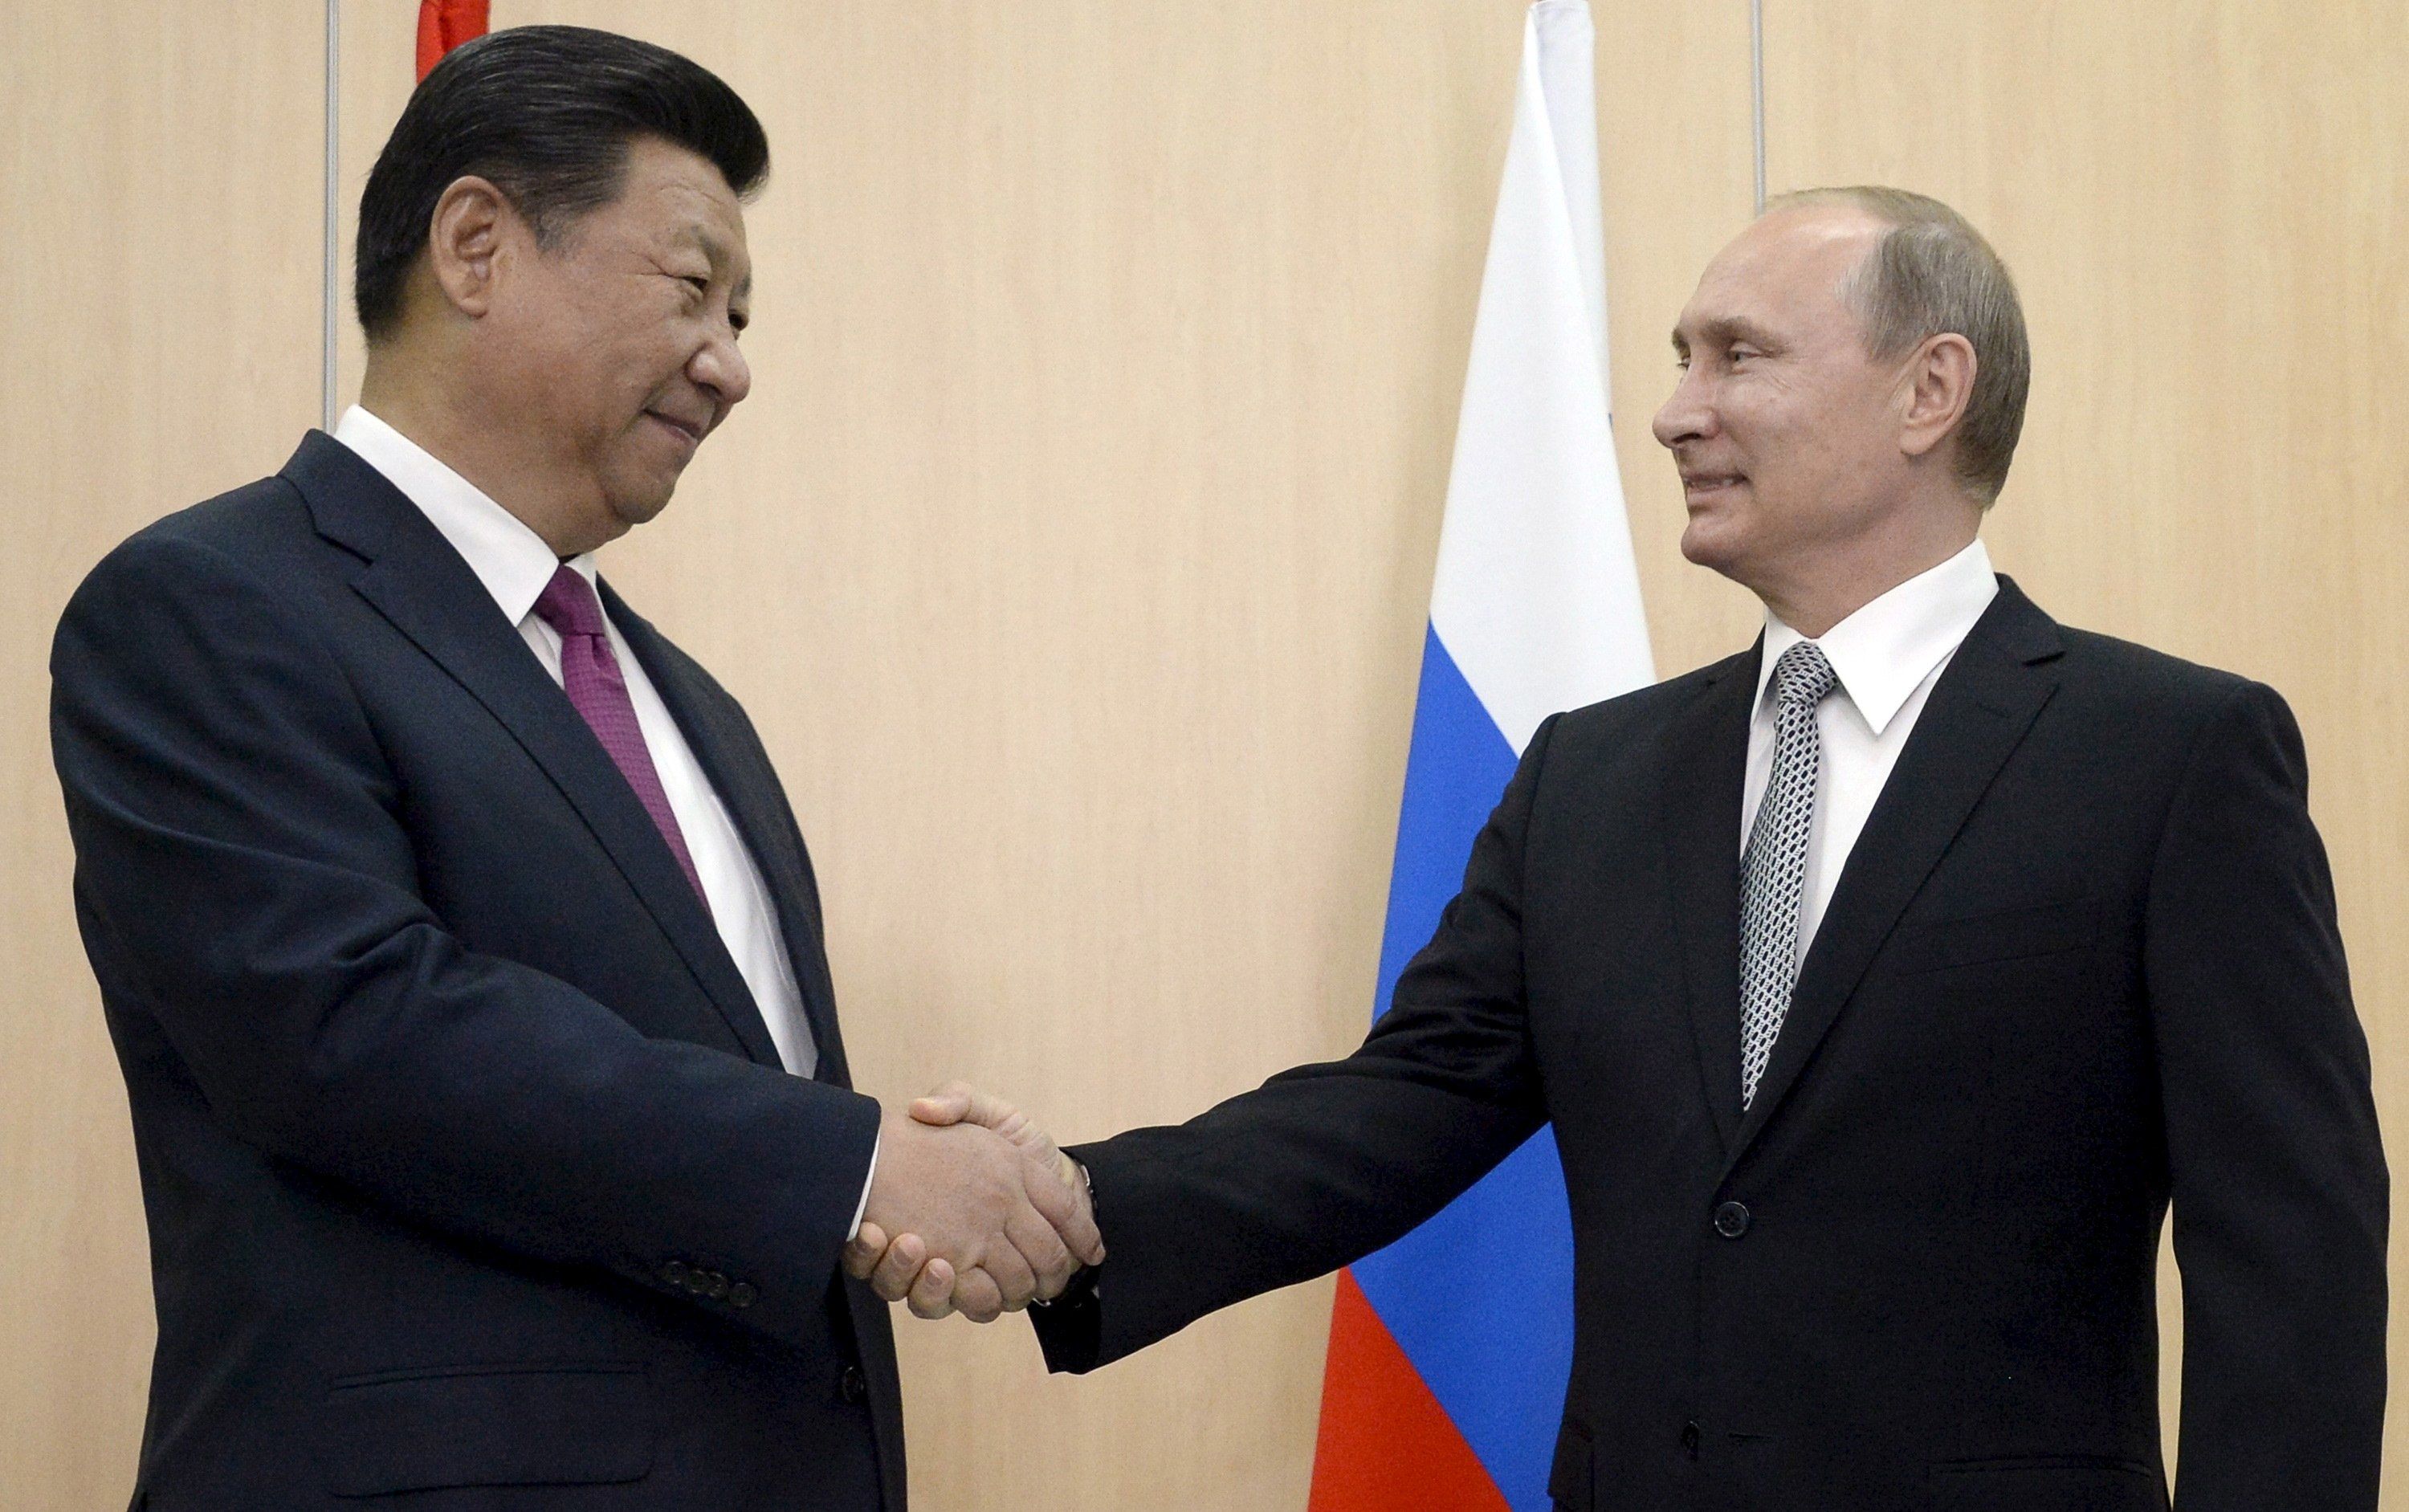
(51, 433), (905, 1509)
(1036, 581), (2387, 1512)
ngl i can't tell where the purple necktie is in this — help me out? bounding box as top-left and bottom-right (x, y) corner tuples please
(532, 564), (711, 912)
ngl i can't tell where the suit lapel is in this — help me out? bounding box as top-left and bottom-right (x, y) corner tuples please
(283, 433), (782, 1069)
(1658, 645), (1760, 1156)
(603, 588), (856, 1088)
(1726, 579), (2065, 1164)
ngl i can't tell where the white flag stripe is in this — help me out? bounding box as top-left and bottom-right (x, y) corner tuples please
(1534, 0), (1608, 393)
(1428, 0), (1653, 756)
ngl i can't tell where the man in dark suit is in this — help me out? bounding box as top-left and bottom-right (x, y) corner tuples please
(857, 189), (2387, 1508)
(51, 27), (1096, 1510)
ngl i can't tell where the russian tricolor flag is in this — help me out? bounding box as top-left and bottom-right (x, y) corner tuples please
(1307, 5), (1653, 1508)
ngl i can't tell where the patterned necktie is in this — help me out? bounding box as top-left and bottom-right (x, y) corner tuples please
(1738, 639), (1838, 1109)
(532, 564), (711, 912)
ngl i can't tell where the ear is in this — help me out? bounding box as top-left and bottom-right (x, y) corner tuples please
(422, 175), (519, 320)
(1897, 332), (1977, 462)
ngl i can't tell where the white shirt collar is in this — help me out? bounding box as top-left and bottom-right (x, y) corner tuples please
(1755, 538), (1999, 736)
(331, 405), (598, 621)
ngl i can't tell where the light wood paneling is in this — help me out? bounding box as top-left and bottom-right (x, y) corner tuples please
(1599, 2), (1767, 671)
(0, 4), (327, 1506)
(12, 1), (2403, 1507)
(1765, 0), (2409, 1487)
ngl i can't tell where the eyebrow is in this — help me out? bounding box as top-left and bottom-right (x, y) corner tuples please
(1670, 316), (1779, 356)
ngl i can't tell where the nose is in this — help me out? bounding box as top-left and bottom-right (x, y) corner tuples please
(1653, 365), (1713, 451)
(691, 329), (752, 415)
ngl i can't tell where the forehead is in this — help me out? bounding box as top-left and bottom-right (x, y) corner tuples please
(1674, 205), (1883, 340)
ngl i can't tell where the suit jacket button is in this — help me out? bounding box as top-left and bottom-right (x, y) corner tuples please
(1713, 1200), (1751, 1239)
(840, 1366), (868, 1404)
(729, 1280), (758, 1309)
(662, 1260), (692, 1288)
(703, 1270), (731, 1299)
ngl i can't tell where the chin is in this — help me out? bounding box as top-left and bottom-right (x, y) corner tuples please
(1679, 516), (1740, 573)
(603, 475), (680, 532)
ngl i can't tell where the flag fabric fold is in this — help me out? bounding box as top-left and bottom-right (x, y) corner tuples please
(1307, 4), (1653, 1508)
(417, 0), (491, 82)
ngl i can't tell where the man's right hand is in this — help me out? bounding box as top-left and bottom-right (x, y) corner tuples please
(852, 1106), (1101, 1322)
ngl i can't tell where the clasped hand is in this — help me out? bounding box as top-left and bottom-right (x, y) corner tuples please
(848, 1082), (1099, 1322)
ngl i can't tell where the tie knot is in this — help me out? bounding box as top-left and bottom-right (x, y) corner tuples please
(532, 563), (606, 640)
(1771, 639), (1837, 707)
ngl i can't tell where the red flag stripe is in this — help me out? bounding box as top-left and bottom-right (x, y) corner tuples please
(1308, 1270), (1514, 1512)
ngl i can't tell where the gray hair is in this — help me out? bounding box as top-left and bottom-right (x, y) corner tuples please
(1767, 185), (2030, 504)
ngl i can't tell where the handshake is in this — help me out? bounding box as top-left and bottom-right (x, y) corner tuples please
(846, 1083), (1099, 1322)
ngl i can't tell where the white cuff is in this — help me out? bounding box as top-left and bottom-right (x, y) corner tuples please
(846, 1134), (878, 1242)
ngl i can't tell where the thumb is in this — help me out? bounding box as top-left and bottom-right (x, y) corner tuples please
(1024, 1152), (1105, 1267)
(908, 1080), (976, 1127)
(911, 1082), (1035, 1147)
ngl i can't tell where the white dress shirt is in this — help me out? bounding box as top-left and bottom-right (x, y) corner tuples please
(1739, 538), (2000, 964)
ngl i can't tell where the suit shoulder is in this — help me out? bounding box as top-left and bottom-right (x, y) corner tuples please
(1547, 646), (1752, 746)
(2051, 622), (2277, 719)
(56, 474), (329, 670)
(78, 473), (314, 593)
(2047, 623), (2313, 805)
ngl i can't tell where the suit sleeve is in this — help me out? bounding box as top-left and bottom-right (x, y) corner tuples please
(1033, 715), (1563, 1372)
(2146, 680), (2387, 1510)
(50, 532), (878, 1350)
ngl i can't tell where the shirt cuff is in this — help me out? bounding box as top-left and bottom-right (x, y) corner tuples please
(846, 1133), (878, 1242)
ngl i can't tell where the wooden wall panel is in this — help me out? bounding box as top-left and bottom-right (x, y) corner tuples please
(0, 4), (326, 1506)
(1764, 0), (2409, 1487)
(1599, 2), (1768, 671)
(12, 1), (2400, 1507)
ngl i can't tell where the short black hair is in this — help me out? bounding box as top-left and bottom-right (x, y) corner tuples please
(354, 25), (769, 340)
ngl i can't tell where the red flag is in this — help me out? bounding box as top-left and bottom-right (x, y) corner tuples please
(416, 0), (491, 82)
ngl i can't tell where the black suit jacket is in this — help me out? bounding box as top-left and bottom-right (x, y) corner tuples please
(51, 434), (906, 1510)
(1033, 581), (2386, 1511)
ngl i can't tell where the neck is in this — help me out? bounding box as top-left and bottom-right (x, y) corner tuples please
(1753, 513), (1981, 638)
(357, 354), (614, 557)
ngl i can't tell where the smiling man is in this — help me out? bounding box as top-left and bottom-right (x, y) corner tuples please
(49, 26), (1095, 1510)
(862, 188), (2387, 1510)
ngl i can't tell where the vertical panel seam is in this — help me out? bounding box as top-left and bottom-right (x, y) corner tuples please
(1751, 0), (1767, 211)
(323, 0), (340, 431)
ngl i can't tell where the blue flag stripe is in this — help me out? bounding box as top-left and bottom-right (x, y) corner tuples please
(1351, 1131), (1577, 1509)
(1374, 626), (1522, 1019)
(1353, 626), (1574, 1510)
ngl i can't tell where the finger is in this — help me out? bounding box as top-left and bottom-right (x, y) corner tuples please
(869, 1231), (927, 1304)
(952, 1266), (1005, 1324)
(843, 1221), (890, 1281)
(907, 1257), (957, 1320)
(980, 1237), (1040, 1312)
(1024, 1155), (1106, 1266)
(1004, 1200), (1074, 1299)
